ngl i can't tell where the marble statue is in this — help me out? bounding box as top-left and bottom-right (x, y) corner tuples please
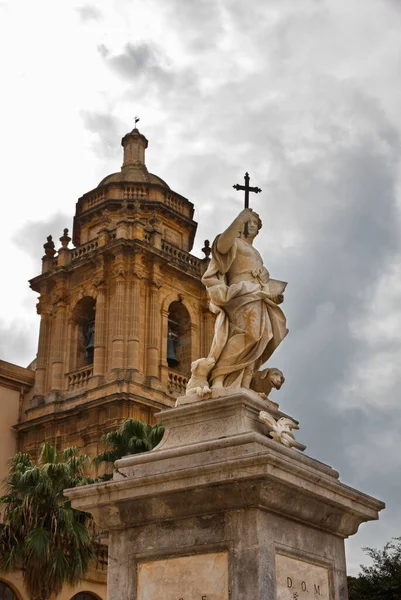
(258, 411), (306, 451)
(200, 208), (288, 392)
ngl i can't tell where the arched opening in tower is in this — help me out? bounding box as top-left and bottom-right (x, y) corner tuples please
(167, 301), (191, 376)
(72, 297), (96, 369)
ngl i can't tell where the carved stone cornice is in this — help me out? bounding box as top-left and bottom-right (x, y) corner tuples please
(0, 360), (35, 391)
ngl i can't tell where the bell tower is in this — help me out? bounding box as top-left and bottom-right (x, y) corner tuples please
(18, 127), (214, 456)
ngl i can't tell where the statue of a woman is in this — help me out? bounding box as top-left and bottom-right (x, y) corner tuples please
(202, 208), (288, 390)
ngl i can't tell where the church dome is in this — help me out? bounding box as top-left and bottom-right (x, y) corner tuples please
(97, 125), (170, 189)
(98, 167), (170, 189)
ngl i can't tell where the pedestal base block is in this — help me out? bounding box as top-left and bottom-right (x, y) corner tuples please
(66, 392), (384, 600)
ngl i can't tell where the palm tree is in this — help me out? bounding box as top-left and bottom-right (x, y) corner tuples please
(0, 442), (97, 600)
(94, 418), (164, 475)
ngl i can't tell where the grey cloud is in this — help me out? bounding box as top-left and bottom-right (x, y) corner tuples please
(99, 42), (167, 79)
(0, 316), (39, 368)
(76, 5), (102, 22)
(97, 43), (109, 58)
(110, 43), (156, 73)
(159, 0), (224, 51)
(11, 213), (72, 258)
(80, 111), (122, 162)
(97, 42), (199, 101)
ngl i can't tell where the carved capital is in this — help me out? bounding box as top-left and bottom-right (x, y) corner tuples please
(131, 267), (144, 280)
(52, 291), (69, 307)
(151, 279), (163, 290)
(36, 297), (51, 315)
(114, 267), (128, 281)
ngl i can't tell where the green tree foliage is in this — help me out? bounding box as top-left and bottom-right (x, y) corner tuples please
(348, 538), (401, 600)
(0, 443), (97, 600)
(94, 418), (164, 476)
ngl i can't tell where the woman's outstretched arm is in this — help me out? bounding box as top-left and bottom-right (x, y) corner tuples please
(216, 208), (254, 254)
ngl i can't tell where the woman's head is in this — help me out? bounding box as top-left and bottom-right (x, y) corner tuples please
(242, 212), (262, 238)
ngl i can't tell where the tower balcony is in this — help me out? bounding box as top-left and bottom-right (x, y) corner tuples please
(67, 364), (93, 391)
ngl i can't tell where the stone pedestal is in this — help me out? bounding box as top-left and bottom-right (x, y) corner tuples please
(67, 393), (384, 600)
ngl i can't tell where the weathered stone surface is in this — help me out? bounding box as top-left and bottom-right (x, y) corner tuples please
(276, 554), (330, 599)
(137, 552), (229, 600)
(66, 393), (384, 599)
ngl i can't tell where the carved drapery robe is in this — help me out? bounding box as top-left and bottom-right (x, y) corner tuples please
(202, 236), (288, 387)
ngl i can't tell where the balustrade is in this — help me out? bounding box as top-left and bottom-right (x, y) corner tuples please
(168, 371), (188, 395)
(67, 365), (93, 390)
(86, 191), (105, 209)
(71, 239), (99, 261)
(161, 241), (201, 276)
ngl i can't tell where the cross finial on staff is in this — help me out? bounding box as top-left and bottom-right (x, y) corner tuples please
(233, 172), (262, 237)
(134, 116), (140, 129)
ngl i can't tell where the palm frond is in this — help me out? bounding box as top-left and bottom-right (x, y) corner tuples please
(24, 527), (51, 560)
(94, 418), (165, 464)
(0, 442), (98, 600)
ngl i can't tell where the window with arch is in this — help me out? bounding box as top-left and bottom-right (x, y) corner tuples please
(167, 301), (191, 375)
(70, 593), (100, 600)
(0, 581), (19, 600)
(71, 296), (96, 369)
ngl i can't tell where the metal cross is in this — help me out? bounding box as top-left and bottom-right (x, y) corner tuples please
(233, 172), (262, 237)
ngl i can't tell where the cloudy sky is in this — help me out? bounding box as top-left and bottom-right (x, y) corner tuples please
(1, 0), (401, 576)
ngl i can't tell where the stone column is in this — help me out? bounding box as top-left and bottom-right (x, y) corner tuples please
(93, 284), (107, 377)
(112, 273), (126, 371)
(64, 319), (73, 375)
(146, 279), (161, 380)
(160, 305), (169, 368)
(127, 273), (141, 372)
(51, 299), (67, 391)
(159, 304), (170, 390)
(34, 304), (51, 401)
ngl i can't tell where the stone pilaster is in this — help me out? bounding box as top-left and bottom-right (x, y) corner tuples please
(127, 271), (142, 372)
(146, 264), (162, 380)
(93, 284), (107, 377)
(50, 298), (67, 391)
(112, 271), (126, 371)
(64, 319), (73, 375)
(34, 300), (52, 401)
